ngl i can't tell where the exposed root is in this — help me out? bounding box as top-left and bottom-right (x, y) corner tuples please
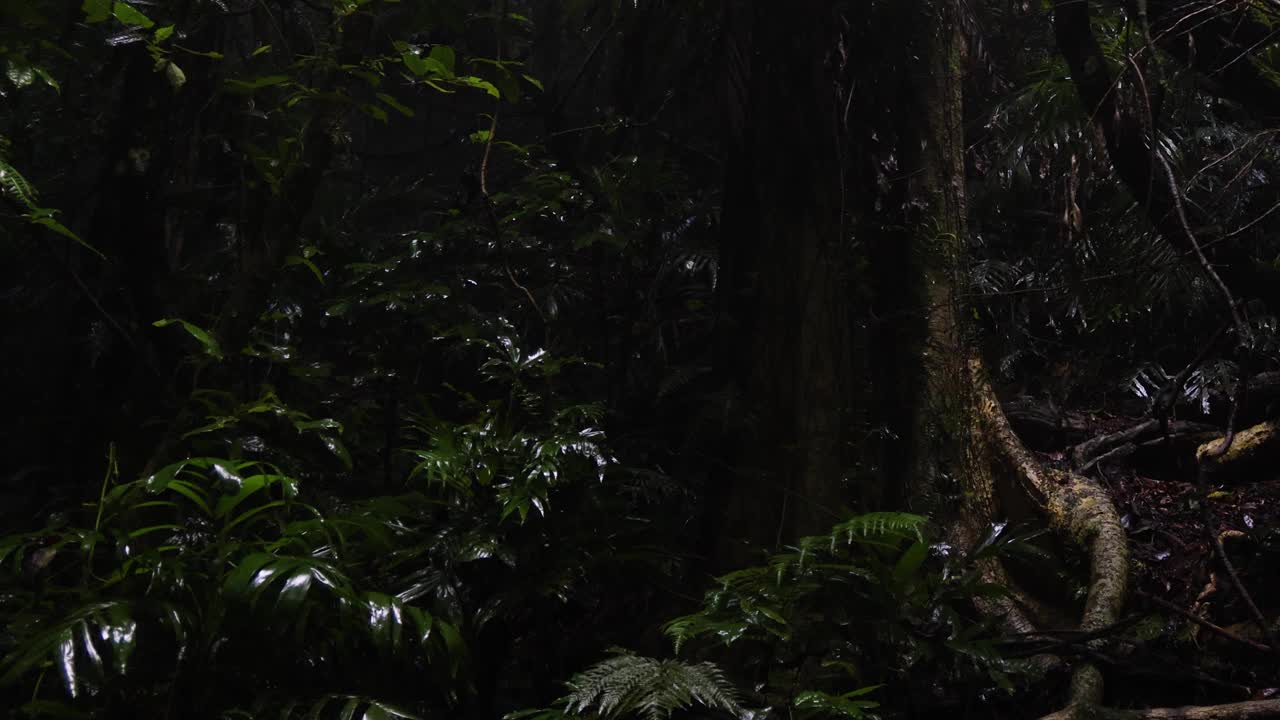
(971, 358), (1280, 719)
(970, 356), (1129, 708)
(1040, 698), (1280, 719)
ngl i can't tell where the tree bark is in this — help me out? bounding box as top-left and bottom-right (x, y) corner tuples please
(710, 0), (853, 566)
(907, 1), (1129, 707)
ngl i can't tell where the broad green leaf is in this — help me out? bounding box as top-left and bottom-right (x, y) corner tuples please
(223, 552), (275, 596)
(32, 66), (62, 93)
(103, 605), (138, 676)
(756, 605), (787, 625)
(892, 540), (929, 587)
(376, 92), (415, 117)
(459, 76), (500, 98)
(274, 565), (314, 615)
(181, 415), (237, 438)
(493, 70), (520, 102)
(224, 74), (291, 91)
(295, 418), (343, 433)
(211, 462), (244, 491)
(160, 60), (186, 90)
(6, 61), (36, 88)
(428, 45), (456, 75)
(339, 698), (362, 720)
(55, 628), (78, 698)
(27, 211), (104, 258)
(82, 0), (110, 22)
(154, 25), (174, 43)
(437, 619), (465, 675)
(285, 254), (325, 283)
(318, 433), (352, 469)
(126, 524), (182, 539)
(213, 474), (270, 518)
(112, 2), (154, 28)
(176, 46), (223, 60)
(144, 460), (188, 492)
(163, 479), (213, 516)
(401, 52), (429, 77)
(224, 500), (285, 533)
(153, 318), (223, 359)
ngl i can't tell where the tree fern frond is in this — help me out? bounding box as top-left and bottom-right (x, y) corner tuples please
(566, 652), (742, 720)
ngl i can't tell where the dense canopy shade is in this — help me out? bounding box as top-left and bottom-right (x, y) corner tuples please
(2, 2), (1280, 719)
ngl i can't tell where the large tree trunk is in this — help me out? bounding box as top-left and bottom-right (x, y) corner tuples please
(710, 1), (853, 566)
(711, 6), (1132, 712)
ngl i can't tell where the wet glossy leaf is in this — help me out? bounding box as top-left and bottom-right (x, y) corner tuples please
(162, 480), (213, 516)
(224, 75), (291, 92)
(436, 619), (465, 675)
(153, 318), (224, 360)
(224, 552), (275, 597)
(285, 254), (325, 283)
(375, 92), (415, 118)
(892, 541), (929, 587)
(459, 76), (499, 98)
(81, 0), (111, 22)
(428, 46), (455, 75)
(27, 211), (103, 257)
(161, 60), (186, 90)
(111, 2), (154, 28)
(318, 433), (352, 469)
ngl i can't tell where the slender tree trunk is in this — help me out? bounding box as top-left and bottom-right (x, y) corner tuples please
(906, 6), (1130, 710)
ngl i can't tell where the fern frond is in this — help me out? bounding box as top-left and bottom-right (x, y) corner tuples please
(0, 155), (41, 212)
(0, 142), (101, 255)
(566, 652), (742, 720)
(823, 512), (928, 548)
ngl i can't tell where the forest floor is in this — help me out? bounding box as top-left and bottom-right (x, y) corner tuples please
(1027, 408), (1280, 706)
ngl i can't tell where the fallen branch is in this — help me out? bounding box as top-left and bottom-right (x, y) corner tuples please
(1073, 420), (1215, 471)
(1203, 515), (1278, 655)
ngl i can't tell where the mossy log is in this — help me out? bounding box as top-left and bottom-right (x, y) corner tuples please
(1197, 421), (1280, 481)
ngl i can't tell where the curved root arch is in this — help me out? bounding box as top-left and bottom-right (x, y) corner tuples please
(966, 355), (1129, 710)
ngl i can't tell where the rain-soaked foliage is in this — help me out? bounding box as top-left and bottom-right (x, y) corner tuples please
(4, 1), (1280, 719)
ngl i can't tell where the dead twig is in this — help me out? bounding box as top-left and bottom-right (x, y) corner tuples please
(1135, 589), (1271, 653)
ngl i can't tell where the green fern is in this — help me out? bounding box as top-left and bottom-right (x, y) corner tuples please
(565, 651), (743, 720)
(0, 154), (40, 212)
(821, 512), (928, 548)
(0, 141), (103, 256)
(663, 513), (928, 653)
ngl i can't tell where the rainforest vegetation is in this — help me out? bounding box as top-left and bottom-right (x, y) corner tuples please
(4, 1), (1280, 718)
